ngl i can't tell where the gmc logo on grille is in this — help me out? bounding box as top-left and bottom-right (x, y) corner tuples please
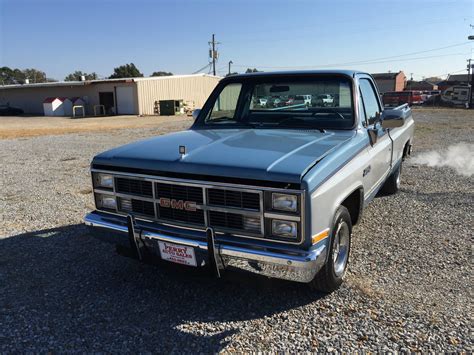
(159, 198), (197, 212)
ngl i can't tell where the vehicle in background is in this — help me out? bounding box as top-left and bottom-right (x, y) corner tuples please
(311, 94), (334, 107)
(285, 95), (307, 107)
(382, 91), (423, 107)
(257, 97), (268, 107)
(441, 86), (470, 107)
(268, 96), (283, 107)
(302, 95), (312, 105)
(0, 104), (24, 116)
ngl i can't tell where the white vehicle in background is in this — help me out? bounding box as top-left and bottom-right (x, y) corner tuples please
(319, 94), (334, 105)
(441, 86), (470, 106)
(258, 97), (268, 106)
(302, 95), (312, 106)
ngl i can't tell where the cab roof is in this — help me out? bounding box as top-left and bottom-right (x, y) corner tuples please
(226, 69), (370, 79)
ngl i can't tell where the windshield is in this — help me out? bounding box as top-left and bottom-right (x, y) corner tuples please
(196, 77), (354, 130)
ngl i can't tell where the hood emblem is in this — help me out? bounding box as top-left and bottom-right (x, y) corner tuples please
(179, 145), (186, 157)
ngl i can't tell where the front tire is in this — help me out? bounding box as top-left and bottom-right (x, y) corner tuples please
(309, 206), (352, 293)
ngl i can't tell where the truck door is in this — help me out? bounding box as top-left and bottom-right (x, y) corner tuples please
(359, 78), (392, 198)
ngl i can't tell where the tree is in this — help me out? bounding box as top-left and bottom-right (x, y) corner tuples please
(245, 68), (260, 73)
(22, 68), (47, 83)
(64, 71), (98, 81)
(109, 63), (143, 79)
(151, 71), (173, 77)
(0, 66), (48, 84)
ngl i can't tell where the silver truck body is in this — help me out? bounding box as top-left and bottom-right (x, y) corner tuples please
(85, 70), (414, 285)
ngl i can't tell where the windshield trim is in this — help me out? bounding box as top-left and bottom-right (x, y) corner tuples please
(192, 73), (357, 131)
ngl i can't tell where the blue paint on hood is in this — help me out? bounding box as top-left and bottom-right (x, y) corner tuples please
(93, 129), (355, 183)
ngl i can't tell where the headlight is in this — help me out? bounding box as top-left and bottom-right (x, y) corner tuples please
(96, 194), (116, 210)
(271, 219), (297, 238)
(95, 173), (114, 189)
(272, 193), (297, 212)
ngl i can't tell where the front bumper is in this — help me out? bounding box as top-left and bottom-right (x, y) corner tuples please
(84, 211), (327, 283)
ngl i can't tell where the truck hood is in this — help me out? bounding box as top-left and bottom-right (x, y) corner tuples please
(93, 129), (355, 183)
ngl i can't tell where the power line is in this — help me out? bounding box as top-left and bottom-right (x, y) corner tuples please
(233, 51), (471, 70)
(192, 63), (211, 74)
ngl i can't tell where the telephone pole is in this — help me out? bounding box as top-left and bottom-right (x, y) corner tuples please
(468, 32), (474, 108)
(209, 34), (219, 76)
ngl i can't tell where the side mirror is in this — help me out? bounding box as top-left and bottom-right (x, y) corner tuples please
(381, 107), (407, 129)
(192, 108), (201, 121)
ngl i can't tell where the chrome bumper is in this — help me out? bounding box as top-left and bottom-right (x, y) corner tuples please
(83, 211), (326, 283)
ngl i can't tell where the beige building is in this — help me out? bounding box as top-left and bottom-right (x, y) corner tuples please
(0, 74), (221, 115)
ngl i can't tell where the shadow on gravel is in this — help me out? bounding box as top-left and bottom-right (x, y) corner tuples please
(0, 224), (325, 352)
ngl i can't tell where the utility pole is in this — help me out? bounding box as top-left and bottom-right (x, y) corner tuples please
(228, 60), (233, 76)
(209, 34), (219, 76)
(468, 32), (474, 108)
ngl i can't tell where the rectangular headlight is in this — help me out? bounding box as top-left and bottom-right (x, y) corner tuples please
(272, 193), (298, 212)
(96, 193), (117, 210)
(271, 219), (297, 238)
(94, 173), (114, 189)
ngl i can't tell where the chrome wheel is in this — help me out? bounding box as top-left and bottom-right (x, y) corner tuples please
(332, 220), (350, 277)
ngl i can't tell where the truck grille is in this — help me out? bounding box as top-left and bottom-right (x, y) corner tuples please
(208, 189), (260, 210)
(155, 182), (203, 204)
(116, 178), (153, 197)
(102, 175), (265, 234)
(157, 203), (205, 225)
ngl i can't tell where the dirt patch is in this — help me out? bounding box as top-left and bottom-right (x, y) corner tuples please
(0, 114), (193, 139)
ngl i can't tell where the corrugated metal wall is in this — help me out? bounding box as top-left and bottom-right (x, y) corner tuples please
(135, 75), (220, 115)
(0, 82), (137, 115)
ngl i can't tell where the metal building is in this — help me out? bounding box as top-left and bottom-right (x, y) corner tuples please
(0, 74), (221, 116)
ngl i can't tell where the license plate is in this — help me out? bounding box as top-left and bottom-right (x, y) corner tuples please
(158, 241), (197, 267)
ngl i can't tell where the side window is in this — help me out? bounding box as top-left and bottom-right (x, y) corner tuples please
(206, 83), (242, 123)
(359, 79), (381, 125)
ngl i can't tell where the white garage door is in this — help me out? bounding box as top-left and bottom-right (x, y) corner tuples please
(116, 86), (135, 114)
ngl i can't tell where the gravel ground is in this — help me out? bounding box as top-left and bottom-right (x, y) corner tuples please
(0, 109), (472, 352)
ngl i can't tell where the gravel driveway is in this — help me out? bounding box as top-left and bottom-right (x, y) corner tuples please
(0, 109), (472, 352)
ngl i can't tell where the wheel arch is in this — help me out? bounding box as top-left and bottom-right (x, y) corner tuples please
(339, 186), (364, 226)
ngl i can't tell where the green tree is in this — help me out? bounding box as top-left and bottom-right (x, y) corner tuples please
(22, 68), (47, 83)
(64, 71), (98, 81)
(245, 68), (260, 73)
(151, 71), (173, 77)
(0, 66), (48, 84)
(109, 63), (143, 79)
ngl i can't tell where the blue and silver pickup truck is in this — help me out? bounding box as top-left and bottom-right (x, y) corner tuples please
(84, 70), (414, 292)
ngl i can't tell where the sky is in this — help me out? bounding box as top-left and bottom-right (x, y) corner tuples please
(1, 0), (473, 81)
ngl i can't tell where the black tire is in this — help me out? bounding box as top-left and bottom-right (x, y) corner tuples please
(309, 206), (352, 293)
(381, 162), (402, 195)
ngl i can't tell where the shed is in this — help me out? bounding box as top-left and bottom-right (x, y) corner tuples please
(43, 97), (69, 116)
(64, 97), (85, 116)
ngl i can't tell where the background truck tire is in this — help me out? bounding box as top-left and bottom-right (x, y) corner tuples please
(381, 162), (402, 195)
(309, 206), (352, 293)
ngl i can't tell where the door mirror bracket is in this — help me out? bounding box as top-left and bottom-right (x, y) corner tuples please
(192, 108), (201, 121)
